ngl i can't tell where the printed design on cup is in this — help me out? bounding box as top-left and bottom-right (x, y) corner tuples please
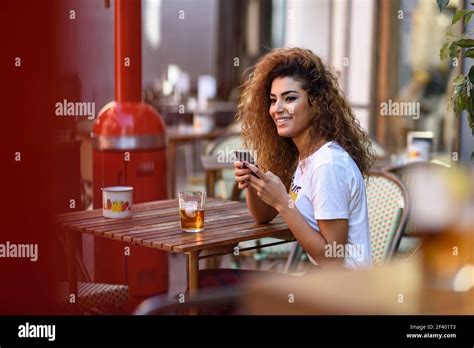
(104, 199), (131, 212)
(102, 186), (133, 219)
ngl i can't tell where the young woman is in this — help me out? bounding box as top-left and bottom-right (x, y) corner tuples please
(196, 48), (374, 298)
(234, 47), (374, 269)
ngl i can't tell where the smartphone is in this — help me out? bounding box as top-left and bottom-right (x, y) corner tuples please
(233, 150), (259, 177)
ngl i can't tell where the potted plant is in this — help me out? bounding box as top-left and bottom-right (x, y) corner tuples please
(438, 0), (474, 159)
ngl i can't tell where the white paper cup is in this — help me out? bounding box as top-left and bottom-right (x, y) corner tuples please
(102, 186), (133, 218)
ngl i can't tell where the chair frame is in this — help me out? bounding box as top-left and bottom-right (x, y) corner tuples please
(367, 169), (411, 260)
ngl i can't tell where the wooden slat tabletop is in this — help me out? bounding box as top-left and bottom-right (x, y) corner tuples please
(56, 198), (292, 254)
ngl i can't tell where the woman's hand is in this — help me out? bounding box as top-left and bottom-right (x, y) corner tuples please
(244, 161), (290, 212)
(233, 161), (253, 189)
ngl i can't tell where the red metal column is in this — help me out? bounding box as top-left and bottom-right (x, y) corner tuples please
(115, 0), (142, 102)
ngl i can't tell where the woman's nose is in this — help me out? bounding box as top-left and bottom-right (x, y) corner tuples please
(274, 100), (285, 113)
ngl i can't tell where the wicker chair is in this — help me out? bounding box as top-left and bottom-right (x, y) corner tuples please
(365, 170), (409, 265)
(55, 232), (129, 314)
(285, 170), (409, 271)
(55, 281), (128, 314)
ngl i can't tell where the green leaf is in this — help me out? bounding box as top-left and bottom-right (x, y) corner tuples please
(451, 10), (474, 25)
(465, 11), (474, 25)
(452, 10), (469, 25)
(465, 48), (474, 58)
(457, 94), (468, 112)
(469, 66), (474, 83)
(453, 75), (466, 85)
(440, 41), (451, 60)
(449, 42), (460, 58)
(437, 0), (450, 12)
(454, 39), (474, 48)
(454, 84), (464, 95)
(454, 95), (466, 113)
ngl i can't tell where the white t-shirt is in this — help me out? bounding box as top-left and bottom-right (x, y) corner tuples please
(289, 141), (372, 269)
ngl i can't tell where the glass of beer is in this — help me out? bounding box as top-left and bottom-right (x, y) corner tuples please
(178, 191), (206, 232)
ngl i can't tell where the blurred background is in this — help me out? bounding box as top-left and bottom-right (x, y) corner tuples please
(2, 0), (472, 314)
(53, 0), (471, 209)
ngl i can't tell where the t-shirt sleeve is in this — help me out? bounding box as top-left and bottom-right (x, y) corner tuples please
(309, 162), (350, 220)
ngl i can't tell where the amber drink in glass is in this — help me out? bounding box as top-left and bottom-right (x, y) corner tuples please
(178, 191), (206, 232)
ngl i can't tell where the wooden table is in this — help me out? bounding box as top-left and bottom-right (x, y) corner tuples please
(166, 127), (238, 198)
(56, 198), (293, 299)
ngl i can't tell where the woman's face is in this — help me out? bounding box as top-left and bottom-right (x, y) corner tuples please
(269, 76), (313, 139)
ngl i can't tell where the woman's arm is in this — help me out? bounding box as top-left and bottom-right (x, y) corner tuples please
(278, 205), (348, 266)
(246, 185), (278, 224)
(244, 161), (349, 266)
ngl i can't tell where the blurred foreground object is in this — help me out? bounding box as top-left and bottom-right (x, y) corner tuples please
(242, 255), (473, 314)
(409, 165), (474, 292)
(242, 166), (473, 315)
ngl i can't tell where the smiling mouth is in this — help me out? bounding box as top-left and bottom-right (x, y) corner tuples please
(275, 117), (292, 125)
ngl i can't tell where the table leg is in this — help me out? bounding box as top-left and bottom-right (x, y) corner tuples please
(187, 251), (200, 315)
(187, 251), (199, 296)
(66, 229), (78, 311)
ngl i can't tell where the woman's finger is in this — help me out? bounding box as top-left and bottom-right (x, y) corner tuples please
(238, 181), (249, 189)
(235, 167), (252, 176)
(235, 174), (250, 183)
(244, 161), (267, 182)
(249, 173), (263, 185)
(233, 161), (248, 170)
(249, 180), (263, 193)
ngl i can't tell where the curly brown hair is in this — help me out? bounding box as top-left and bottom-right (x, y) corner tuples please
(236, 47), (375, 188)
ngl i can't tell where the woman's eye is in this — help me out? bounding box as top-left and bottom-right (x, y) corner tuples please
(270, 99), (276, 104)
(286, 96), (296, 102)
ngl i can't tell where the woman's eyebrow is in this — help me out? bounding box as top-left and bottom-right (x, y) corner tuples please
(269, 90), (299, 97)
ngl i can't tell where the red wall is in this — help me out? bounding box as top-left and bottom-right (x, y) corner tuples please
(0, 0), (114, 314)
